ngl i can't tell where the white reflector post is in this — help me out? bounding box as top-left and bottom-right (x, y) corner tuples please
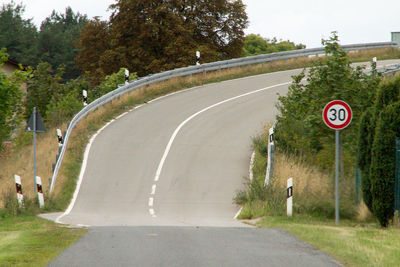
(196, 51), (201, 65)
(125, 69), (130, 85)
(287, 178), (293, 216)
(57, 129), (63, 147)
(14, 174), (23, 207)
(264, 125), (275, 186)
(36, 176), (44, 208)
(82, 90), (88, 106)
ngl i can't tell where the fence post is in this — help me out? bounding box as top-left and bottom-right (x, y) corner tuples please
(355, 167), (361, 205)
(395, 138), (400, 217)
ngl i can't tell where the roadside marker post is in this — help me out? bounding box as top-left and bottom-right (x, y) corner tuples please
(264, 124), (275, 186)
(287, 178), (293, 216)
(322, 100), (352, 224)
(57, 129), (63, 148)
(36, 176), (44, 208)
(125, 69), (130, 85)
(83, 90), (88, 106)
(14, 175), (23, 207)
(196, 51), (201, 66)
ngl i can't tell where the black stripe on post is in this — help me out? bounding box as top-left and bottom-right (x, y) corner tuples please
(287, 186), (293, 198)
(16, 184), (22, 194)
(37, 184), (43, 194)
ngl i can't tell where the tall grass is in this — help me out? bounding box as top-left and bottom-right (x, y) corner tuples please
(236, 126), (360, 220)
(1, 47), (399, 212)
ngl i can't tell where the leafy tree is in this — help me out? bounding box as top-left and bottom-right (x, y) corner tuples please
(75, 18), (111, 86)
(0, 49), (30, 147)
(76, 0), (248, 80)
(25, 62), (65, 119)
(0, 1), (38, 66)
(38, 7), (88, 80)
(276, 32), (380, 170)
(243, 34), (305, 57)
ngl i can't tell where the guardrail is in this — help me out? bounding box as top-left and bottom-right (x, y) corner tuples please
(49, 41), (400, 192)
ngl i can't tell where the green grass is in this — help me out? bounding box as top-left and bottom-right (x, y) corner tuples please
(257, 216), (400, 267)
(0, 215), (87, 266)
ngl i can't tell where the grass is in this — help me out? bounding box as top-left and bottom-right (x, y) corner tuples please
(257, 216), (400, 267)
(237, 125), (400, 266)
(0, 215), (87, 267)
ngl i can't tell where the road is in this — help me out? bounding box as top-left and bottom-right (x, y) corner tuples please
(46, 61), (399, 266)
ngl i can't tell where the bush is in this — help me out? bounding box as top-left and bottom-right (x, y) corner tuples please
(370, 102), (400, 227)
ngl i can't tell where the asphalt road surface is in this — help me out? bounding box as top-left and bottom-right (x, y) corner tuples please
(46, 61), (400, 266)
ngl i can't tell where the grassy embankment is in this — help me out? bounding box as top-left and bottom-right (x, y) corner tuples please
(236, 126), (400, 266)
(0, 215), (86, 267)
(0, 47), (399, 266)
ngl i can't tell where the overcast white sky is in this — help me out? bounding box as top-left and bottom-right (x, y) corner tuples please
(2, 0), (400, 48)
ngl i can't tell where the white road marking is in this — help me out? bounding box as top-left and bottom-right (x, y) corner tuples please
(154, 82), (291, 183)
(116, 112), (128, 120)
(234, 208), (243, 219)
(151, 184), (156, 195)
(148, 197), (154, 207)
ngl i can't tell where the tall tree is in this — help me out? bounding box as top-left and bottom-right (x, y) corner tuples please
(75, 18), (112, 86)
(0, 1), (38, 66)
(76, 0), (248, 80)
(38, 7), (88, 80)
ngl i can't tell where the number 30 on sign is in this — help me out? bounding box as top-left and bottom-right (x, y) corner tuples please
(322, 100), (352, 130)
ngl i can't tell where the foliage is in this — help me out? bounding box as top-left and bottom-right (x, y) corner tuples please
(0, 1), (38, 66)
(275, 32), (381, 170)
(357, 76), (400, 227)
(0, 49), (30, 147)
(25, 62), (65, 119)
(243, 34), (305, 57)
(75, 18), (111, 86)
(76, 0), (248, 81)
(45, 77), (90, 126)
(37, 7), (88, 80)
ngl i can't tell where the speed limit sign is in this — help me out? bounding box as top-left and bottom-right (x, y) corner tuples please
(322, 100), (352, 130)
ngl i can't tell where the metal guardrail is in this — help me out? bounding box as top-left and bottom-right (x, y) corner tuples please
(49, 41), (400, 192)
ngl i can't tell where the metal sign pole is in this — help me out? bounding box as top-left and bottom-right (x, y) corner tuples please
(33, 107), (37, 192)
(335, 130), (340, 224)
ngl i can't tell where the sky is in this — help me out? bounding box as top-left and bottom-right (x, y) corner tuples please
(2, 0), (400, 48)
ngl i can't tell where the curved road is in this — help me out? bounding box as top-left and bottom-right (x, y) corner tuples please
(47, 60), (400, 266)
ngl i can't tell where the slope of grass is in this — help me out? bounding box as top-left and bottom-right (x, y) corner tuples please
(0, 215), (86, 267)
(257, 216), (400, 267)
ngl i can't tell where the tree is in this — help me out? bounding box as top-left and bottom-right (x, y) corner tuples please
(25, 62), (65, 119)
(0, 49), (30, 147)
(243, 34), (305, 57)
(0, 1), (38, 66)
(76, 0), (248, 80)
(276, 32), (380, 169)
(37, 7), (88, 80)
(75, 18), (111, 86)
(370, 100), (400, 227)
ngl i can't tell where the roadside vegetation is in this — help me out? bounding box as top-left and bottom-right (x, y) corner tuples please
(235, 32), (400, 265)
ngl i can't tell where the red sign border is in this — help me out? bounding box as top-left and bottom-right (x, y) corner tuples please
(322, 100), (352, 130)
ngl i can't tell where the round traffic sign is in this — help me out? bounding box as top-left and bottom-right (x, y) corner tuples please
(322, 100), (352, 130)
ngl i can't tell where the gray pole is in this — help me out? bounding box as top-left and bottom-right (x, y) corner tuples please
(335, 130), (340, 224)
(33, 107), (37, 192)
